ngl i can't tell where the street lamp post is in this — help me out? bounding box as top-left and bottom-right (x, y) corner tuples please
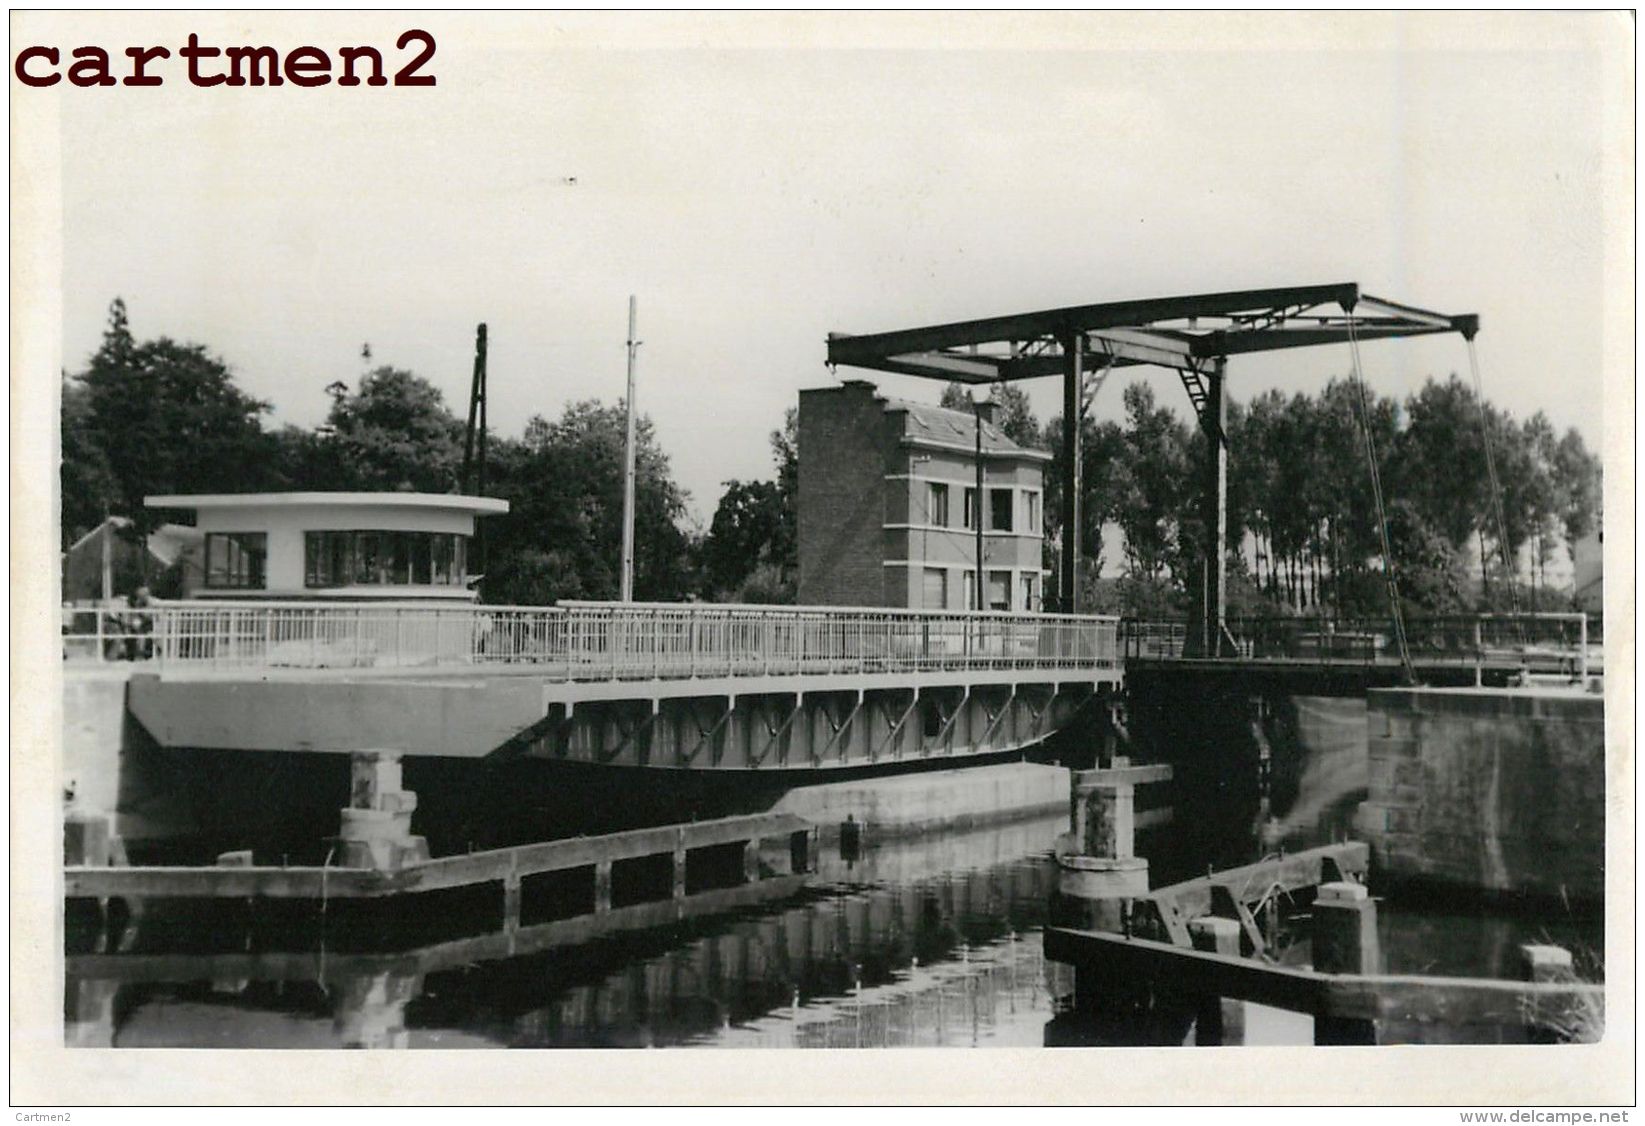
(973, 395), (985, 612)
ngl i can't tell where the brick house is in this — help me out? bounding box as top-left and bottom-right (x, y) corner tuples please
(797, 380), (1049, 611)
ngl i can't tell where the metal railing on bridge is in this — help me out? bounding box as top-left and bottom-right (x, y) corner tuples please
(63, 599), (1121, 681)
(1121, 613), (1595, 680)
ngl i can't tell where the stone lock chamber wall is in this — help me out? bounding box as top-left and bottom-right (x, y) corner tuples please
(1360, 687), (1604, 903)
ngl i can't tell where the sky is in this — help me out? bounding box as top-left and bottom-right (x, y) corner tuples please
(38, 12), (1627, 527)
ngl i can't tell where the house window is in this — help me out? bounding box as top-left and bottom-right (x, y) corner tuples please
(989, 488), (1014, 532)
(988, 570), (1010, 612)
(1020, 573), (1037, 612)
(305, 531), (468, 588)
(927, 482), (950, 527)
(963, 487), (977, 530)
(204, 532), (267, 589)
(1024, 491), (1040, 533)
(962, 569), (977, 611)
(922, 567), (949, 610)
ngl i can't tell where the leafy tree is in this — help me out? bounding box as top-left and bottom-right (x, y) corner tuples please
(768, 408), (799, 574)
(702, 479), (789, 597)
(1115, 382), (1193, 585)
(1552, 427), (1602, 550)
(317, 367), (465, 492)
(1044, 412), (1130, 592)
(1393, 375), (1489, 553)
(732, 562), (796, 605)
(59, 376), (119, 547)
(699, 408), (798, 601)
(1382, 499), (1468, 614)
(485, 400), (692, 605)
(69, 298), (277, 534)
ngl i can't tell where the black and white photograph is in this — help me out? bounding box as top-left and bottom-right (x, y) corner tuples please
(13, 10), (1633, 1107)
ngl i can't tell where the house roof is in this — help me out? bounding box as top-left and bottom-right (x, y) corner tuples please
(882, 396), (1052, 462)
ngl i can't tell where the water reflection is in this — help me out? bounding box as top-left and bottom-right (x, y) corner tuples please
(67, 812), (1077, 1049)
(66, 770), (1603, 1049)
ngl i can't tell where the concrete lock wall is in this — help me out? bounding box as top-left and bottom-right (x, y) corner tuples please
(1361, 687), (1604, 902)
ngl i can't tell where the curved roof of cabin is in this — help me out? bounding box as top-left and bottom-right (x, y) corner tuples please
(144, 492), (509, 514)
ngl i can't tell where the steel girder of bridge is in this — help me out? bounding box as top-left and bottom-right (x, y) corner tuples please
(826, 283), (1479, 655)
(126, 668), (1120, 769)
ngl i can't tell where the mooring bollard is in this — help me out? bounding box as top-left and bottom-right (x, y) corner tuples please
(1520, 943), (1577, 1043)
(1312, 881), (1380, 975)
(1188, 916), (1244, 1046)
(1312, 881), (1379, 1045)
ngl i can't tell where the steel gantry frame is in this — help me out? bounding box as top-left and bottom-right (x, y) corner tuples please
(826, 283), (1479, 655)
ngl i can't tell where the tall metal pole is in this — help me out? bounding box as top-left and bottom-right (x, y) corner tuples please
(1202, 358), (1228, 657)
(620, 296), (640, 603)
(973, 396), (985, 611)
(461, 323), (487, 495)
(1059, 333), (1083, 613)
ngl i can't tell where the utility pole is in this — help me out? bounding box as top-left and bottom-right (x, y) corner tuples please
(973, 394), (985, 611)
(620, 296), (640, 603)
(100, 504), (112, 602)
(461, 324), (488, 495)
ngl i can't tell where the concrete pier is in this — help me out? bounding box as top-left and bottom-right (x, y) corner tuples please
(1054, 766), (1164, 933)
(338, 750), (429, 871)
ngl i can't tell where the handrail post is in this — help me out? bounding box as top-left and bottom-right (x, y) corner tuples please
(1473, 616), (1484, 687)
(1579, 613), (1589, 684)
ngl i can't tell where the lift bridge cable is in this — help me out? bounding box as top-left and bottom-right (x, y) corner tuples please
(1345, 316), (1417, 685)
(1465, 336), (1522, 624)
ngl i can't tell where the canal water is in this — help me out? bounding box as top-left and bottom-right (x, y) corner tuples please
(65, 694), (1603, 1048)
(66, 805), (1601, 1049)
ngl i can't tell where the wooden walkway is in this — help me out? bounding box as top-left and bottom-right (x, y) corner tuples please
(66, 811), (816, 930)
(1044, 928), (1603, 1032)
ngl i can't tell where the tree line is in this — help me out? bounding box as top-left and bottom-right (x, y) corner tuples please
(61, 299), (1599, 616)
(1032, 375), (1599, 617)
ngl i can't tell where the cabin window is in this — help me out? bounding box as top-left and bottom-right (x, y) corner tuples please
(204, 532), (267, 589)
(305, 531), (468, 588)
